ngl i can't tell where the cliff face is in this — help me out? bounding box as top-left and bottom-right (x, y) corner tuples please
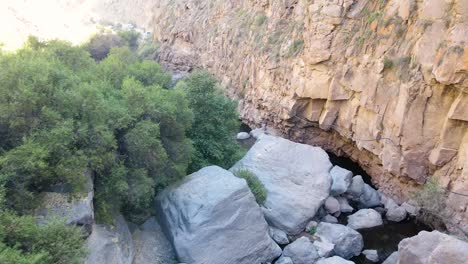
(130, 0), (467, 236)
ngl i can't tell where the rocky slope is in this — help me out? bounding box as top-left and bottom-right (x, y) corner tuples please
(137, 0), (468, 237)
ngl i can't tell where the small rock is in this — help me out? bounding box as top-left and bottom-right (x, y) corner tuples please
(316, 256), (355, 264)
(373, 206), (386, 215)
(359, 184), (381, 208)
(362, 249), (379, 262)
(337, 197), (353, 213)
(269, 226), (289, 245)
(401, 202), (419, 217)
(316, 223), (364, 259)
(386, 206), (407, 222)
(305, 221), (318, 232)
(382, 251), (399, 264)
(249, 128), (265, 139)
(236, 132), (250, 140)
(325, 196), (341, 215)
(347, 209), (383, 230)
(322, 214), (338, 223)
(330, 166), (353, 195)
(275, 256), (293, 264)
(313, 240), (335, 257)
(346, 175), (364, 198)
(282, 237), (319, 264)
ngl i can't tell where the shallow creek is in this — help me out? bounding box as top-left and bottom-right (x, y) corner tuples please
(237, 126), (431, 263)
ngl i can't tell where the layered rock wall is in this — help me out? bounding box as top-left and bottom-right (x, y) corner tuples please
(121, 0), (467, 236)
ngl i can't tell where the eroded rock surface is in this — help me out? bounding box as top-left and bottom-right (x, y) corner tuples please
(231, 135), (332, 235)
(156, 166), (281, 264)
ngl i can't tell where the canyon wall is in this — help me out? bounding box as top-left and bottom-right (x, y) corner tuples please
(128, 0), (467, 236)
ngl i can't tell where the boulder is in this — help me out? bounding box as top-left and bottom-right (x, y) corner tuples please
(398, 230), (468, 264)
(269, 226), (289, 245)
(330, 166), (353, 195)
(250, 127), (265, 139)
(382, 251), (399, 264)
(385, 198), (407, 222)
(35, 172), (94, 233)
(401, 202), (419, 217)
(231, 135), (332, 235)
(322, 214), (338, 223)
(156, 166), (281, 264)
(236, 132), (250, 140)
(282, 237), (320, 264)
(337, 197), (353, 213)
(362, 249), (379, 262)
(346, 175), (364, 198)
(316, 256), (355, 264)
(276, 256), (294, 264)
(84, 214), (135, 264)
(359, 184), (381, 208)
(324, 196), (341, 215)
(313, 240), (335, 257)
(132, 217), (177, 264)
(347, 209), (383, 230)
(316, 223), (364, 259)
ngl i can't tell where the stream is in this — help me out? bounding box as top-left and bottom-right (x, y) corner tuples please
(237, 124), (432, 263)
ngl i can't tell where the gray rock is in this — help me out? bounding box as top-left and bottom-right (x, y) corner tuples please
(85, 214), (134, 264)
(382, 251), (399, 264)
(282, 237), (319, 264)
(385, 198), (407, 222)
(156, 166), (281, 264)
(35, 172), (94, 233)
(269, 226), (289, 245)
(322, 214), (338, 223)
(236, 132), (250, 140)
(362, 249), (379, 262)
(276, 256), (294, 264)
(359, 184), (381, 208)
(346, 175), (365, 198)
(330, 166), (353, 195)
(231, 135), (332, 235)
(401, 202), (419, 217)
(316, 256), (355, 264)
(398, 231), (468, 264)
(305, 221), (318, 232)
(316, 223), (364, 259)
(132, 217), (177, 264)
(250, 127), (265, 139)
(325, 196), (341, 215)
(337, 197), (354, 213)
(313, 240), (335, 257)
(347, 209), (383, 230)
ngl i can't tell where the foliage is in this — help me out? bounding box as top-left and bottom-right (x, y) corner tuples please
(181, 71), (242, 172)
(308, 226), (317, 236)
(234, 168), (267, 205)
(288, 39), (305, 56)
(85, 33), (124, 61)
(413, 177), (447, 215)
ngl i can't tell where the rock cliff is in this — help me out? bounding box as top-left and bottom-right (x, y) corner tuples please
(106, 0), (467, 237)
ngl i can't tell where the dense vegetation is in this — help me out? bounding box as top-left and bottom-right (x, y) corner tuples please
(0, 34), (241, 261)
(233, 169), (267, 205)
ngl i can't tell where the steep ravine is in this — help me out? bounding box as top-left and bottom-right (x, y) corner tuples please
(110, 0), (467, 237)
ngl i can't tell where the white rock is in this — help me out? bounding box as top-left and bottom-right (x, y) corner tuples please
(330, 166), (353, 195)
(362, 249), (379, 262)
(231, 135), (332, 235)
(337, 197), (354, 213)
(325, 196), (341, 215)
(269, 226), (289, 245)
(359, 184), (381, 208)
(276, 256), (294, 264)
(282, 237), (320, 264)
(382, 251), (399, 264)
(316, 223), (364, 259)
(322, 214), (338, 223)
(316, 256), (354, 264)
(313, 240), (335, 257)
(385, 198), (407, 222)
(347, 209), (383, 230)
(398, 231), (468, 264)
(236, 132), (250, 140)
(249, 128), (265, 139)
(346, 175), (365, 198)
(401, 202), (419, 217)
(156, 166), (281, 264)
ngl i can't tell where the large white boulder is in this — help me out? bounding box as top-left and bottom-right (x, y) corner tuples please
(347, 209), (383, 230)
(155, 166), (281, 264)
(231, 135), (332, 235)
(85, 214), (135, 264)
(382, 251), (399, 264)
(398, 231), (468, 264)
(132, 217), (177, 264)
(330, 166), (353, 195)
(346, 175), (365, 198)
(316, 223), (364, 259)
(281, 237), (320, 264)
(359, 184), (381, 208)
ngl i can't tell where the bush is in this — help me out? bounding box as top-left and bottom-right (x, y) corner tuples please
(234, 169), (267, 205)
(412, 177), (448, 229)
(85, 33), (124, 61)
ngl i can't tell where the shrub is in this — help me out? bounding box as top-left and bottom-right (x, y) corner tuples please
(383, 57), (394, 70)
(412, 177), (448, 228)
(234, 169), (267, 205)
(288, 39), (304, 56)
(255, 14), (268, 26)
(85, 33), (124, 61)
